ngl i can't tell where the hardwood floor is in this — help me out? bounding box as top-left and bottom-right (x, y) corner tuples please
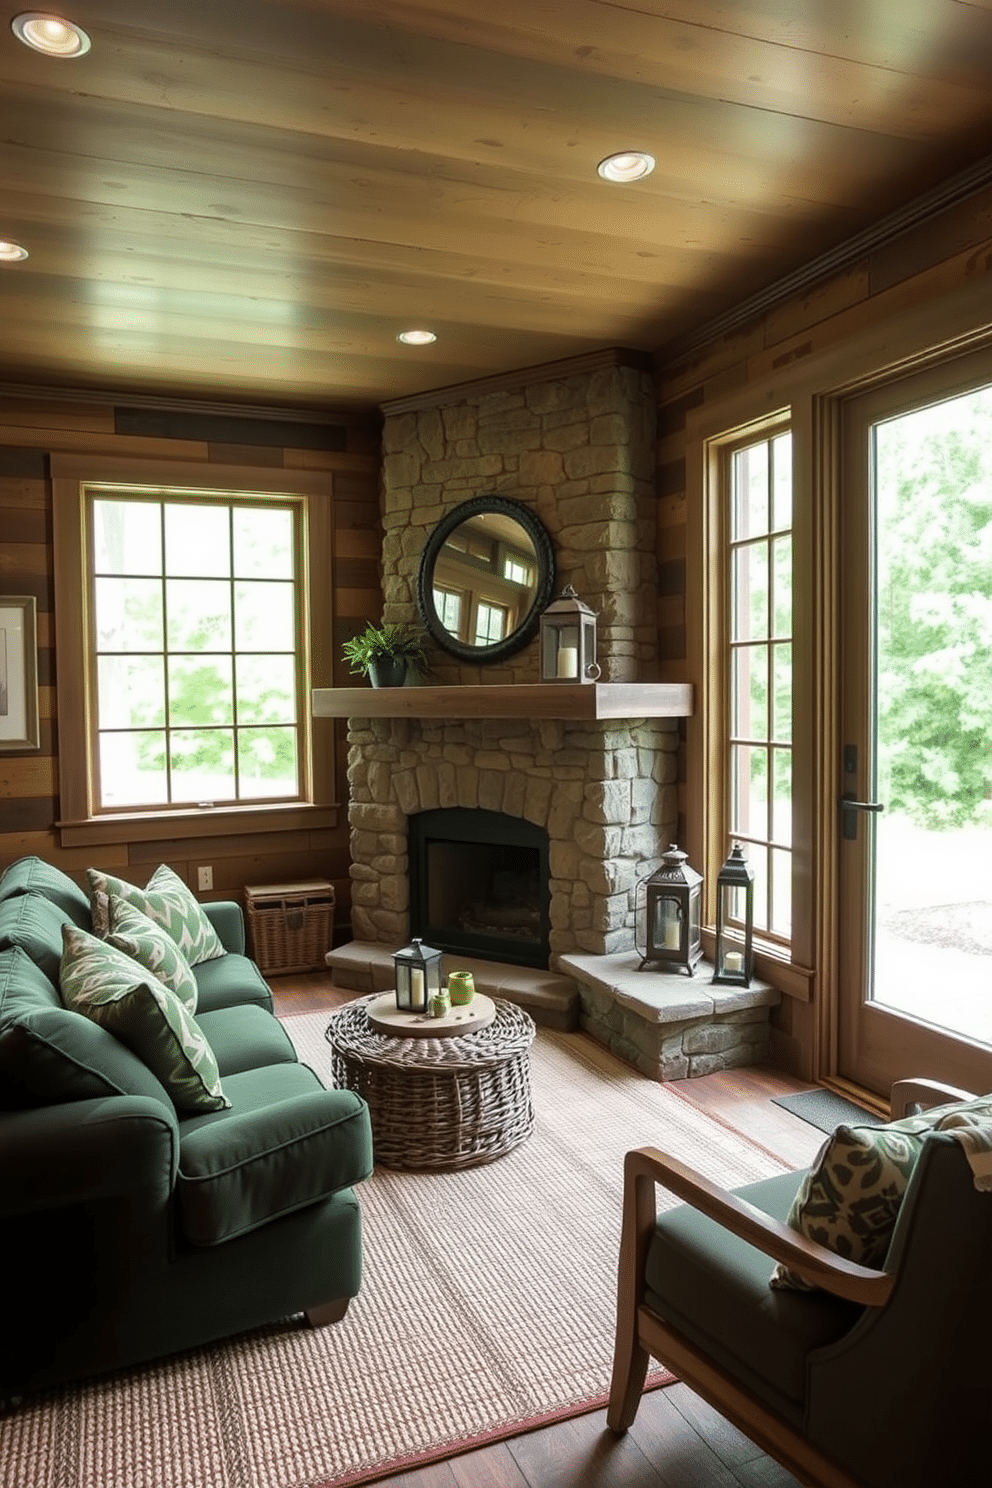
(270, 971), (823, 1488)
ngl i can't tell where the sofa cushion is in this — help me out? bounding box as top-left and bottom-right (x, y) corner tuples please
(645, 1171), (863, 1421)
(59, 925), (230, 1114)
(107, 895), (198, 1012)
(194, 951), (273, 1013)
(0, 1004), (173, 1107)
(771, 1095), (992, 1290)
(0, 893), (74, 988)
(0, 856), (91, 928)
(176, 1061), (373, 1245)
(196, 1004), (297, 1077)
(87, 864), (224, 966)
(0, 943), (61, 1025)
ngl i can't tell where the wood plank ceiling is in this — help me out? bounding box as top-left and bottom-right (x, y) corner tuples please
(2, 0), (992, 411)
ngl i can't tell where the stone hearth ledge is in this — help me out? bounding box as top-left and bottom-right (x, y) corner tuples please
(326, 941), (580, 1033)
(560, 951), (780, 1081)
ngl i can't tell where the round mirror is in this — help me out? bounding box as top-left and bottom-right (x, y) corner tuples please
(416, 496), (555, 664)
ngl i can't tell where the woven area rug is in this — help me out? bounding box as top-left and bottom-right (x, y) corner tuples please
(2, 1017), (788, 1488)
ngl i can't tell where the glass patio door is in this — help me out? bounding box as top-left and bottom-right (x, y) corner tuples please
(837, 359), (992, 1097)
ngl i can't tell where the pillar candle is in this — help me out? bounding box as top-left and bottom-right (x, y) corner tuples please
(557, 646), (579, 679)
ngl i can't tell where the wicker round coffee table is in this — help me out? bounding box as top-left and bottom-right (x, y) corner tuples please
(325, 995), (536, 1171)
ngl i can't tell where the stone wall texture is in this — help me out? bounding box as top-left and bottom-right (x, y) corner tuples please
(380, 361), (658, 684)
(347, 714), (679, 967)
(348, 357), (676, 969)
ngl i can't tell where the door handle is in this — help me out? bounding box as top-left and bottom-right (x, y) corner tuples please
(840, 793), (885, 840)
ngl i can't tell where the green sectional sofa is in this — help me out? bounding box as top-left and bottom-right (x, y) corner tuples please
(0, 856), (373, 1397)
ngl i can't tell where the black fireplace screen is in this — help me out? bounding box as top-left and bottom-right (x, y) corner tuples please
(408, 807), (550, 969)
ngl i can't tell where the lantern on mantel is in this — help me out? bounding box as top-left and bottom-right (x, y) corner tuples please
(539, 585), (600, 684)
(393, 936), (443, 1014)
(712, 843), (754, 987)
(635, 844), (702, 976)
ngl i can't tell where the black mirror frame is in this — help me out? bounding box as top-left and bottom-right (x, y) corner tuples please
(416, 495), (556, 665)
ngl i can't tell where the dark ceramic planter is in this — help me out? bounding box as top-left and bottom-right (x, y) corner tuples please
(368, 656), (408, 688)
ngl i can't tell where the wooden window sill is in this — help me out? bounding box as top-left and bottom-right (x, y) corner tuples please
(57, 801), (339, 850)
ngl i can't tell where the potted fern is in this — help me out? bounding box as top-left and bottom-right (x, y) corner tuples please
(341, 621), (428, 688)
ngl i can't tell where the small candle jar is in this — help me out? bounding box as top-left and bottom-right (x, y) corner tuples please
(429, 988), (451, 1019)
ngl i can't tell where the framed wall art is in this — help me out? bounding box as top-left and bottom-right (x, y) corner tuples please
(0, 595), (40, 751)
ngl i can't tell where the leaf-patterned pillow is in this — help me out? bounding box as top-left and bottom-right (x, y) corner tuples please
(88, 864), (224, 966)
(107, 895), (198, 1014)
(771, 1095), (992, 1290)
(59, 924), (229, 1114)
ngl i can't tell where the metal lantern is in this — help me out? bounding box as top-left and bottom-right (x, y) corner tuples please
(539, 585), (600, 684)
(636, 844), (703, 976)
(393, 936), (443, 1014)
(713, 842), (754, 986)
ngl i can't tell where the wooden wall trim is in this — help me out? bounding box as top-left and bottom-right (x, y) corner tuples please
(663, 150), (992, 363)
(0, 382), (376, 425)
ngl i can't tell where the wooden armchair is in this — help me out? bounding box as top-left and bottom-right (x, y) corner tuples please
(608, 1079), (992, 1488)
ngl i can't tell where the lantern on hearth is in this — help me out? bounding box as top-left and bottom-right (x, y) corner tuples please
(713, 842), (754, 986)
(393, 936), (443, 1014)
(635, 845), (702, 976)
(539, 585), (600, 684)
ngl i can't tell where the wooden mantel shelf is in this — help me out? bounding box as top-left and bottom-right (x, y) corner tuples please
(312, 682), (693, 722)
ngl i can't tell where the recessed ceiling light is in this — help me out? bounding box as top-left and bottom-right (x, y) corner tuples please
(11, 12), (91, 57)
(0, 240), (29, 262)
(397, 330), (437, 345)
(597, 151), (655, 183)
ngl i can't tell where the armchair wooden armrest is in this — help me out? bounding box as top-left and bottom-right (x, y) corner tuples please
(621, 1146), (893, 1309)
(889, 1078), (976, 1119)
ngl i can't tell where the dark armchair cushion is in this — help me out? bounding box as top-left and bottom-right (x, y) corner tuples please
(176, 1062), (373, 1246)
(643, 1170), (863, 1422)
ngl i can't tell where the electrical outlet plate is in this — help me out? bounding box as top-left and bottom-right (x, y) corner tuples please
(197, 866), (213, 891)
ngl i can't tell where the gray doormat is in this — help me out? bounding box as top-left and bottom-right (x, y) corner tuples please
(772, 1089), (885, 1133)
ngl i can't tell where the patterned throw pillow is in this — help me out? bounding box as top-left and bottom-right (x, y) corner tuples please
(771, 1095), (992, 1290)
(107, 895), (198, 1013)
(88, 864), (224, 966)
(59, 924), (229, 1114)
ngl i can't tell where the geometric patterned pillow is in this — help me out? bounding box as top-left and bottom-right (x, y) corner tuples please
(59, 923), (229, 1114)
(771, 1095), (992, 1290)
(87, 863), (224, 966)
(106, 895), (198, 1013)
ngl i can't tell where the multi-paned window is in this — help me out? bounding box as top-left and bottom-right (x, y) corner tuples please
(726, 430), (793, 942)
(87, 487), (305, 813)
(474, 599), (508, 645)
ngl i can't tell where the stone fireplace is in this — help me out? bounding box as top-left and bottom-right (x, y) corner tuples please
(345, 711), (679, 969)
(340, 353), (683, 973)
(321, 351), (779, 1076)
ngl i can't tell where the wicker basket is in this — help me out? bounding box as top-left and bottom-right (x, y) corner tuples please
(325, 996), (536, 1170)
(244, 880), (335, 975)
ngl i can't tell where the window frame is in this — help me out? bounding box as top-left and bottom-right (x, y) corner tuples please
(685, 402), (816, 1002)
(52, 453), (338, 848)
(724, 426), (794, 948)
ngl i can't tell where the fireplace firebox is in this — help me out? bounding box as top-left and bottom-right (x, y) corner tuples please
(408, 808), (550, 969)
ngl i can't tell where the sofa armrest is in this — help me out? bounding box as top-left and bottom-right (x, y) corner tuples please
(622, 1146), (894, 1307)
(203, 900), (246, 955)
(0, 1095), (179, 1216)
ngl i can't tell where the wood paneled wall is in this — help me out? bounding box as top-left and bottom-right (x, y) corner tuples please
(653, 177), (992, 670)
(0, 394), (382, 938)
(651, 178), (992, 1073)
